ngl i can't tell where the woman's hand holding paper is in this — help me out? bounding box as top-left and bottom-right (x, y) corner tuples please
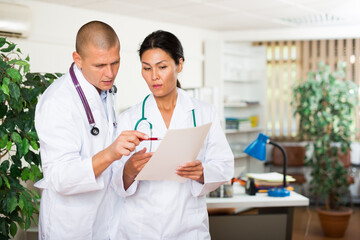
(123, 148), (153, 189)
(176, 160), (204, 184)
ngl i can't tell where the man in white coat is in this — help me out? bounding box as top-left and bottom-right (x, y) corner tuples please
(34, 21), (151, 239)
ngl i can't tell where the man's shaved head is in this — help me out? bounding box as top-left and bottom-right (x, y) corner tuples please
(76, 21), (120, 58)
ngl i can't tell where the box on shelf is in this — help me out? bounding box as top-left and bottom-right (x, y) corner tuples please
(249, 115), (259, 127)
(238, 118), (252, 130)
(225, 117), (239, 130)
(225, 116), (259, 130)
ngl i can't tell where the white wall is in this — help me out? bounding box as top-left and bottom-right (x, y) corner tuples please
(8, 0), (219, 112)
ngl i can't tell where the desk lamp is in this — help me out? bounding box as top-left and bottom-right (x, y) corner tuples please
(244, 133), (290, 197)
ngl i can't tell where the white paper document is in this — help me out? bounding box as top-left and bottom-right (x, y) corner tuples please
(246, 172), (296, 182)
(135, 122), (212, 183)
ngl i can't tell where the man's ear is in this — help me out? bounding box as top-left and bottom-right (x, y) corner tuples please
(72, 51), (82, 69)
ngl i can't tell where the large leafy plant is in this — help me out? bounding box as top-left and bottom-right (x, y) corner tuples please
(292, 61), (358, 210)
(0, 37), (60, 239)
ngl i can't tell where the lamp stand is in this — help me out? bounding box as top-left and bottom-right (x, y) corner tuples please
(268, 141), (290, 197)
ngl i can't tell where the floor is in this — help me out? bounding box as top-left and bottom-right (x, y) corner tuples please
(292, 206), (360, 240)
(22, 206), (360, 240)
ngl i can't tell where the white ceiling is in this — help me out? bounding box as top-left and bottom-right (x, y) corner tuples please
(32, 0), (360, 31)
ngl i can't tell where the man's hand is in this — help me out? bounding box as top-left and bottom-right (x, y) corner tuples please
(92, 130), (148, 178)
(176, 160), (204, 184)
(107, 130), (148, 161)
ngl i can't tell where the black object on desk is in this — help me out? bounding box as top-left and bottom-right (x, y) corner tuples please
(245, 178), (256, 195)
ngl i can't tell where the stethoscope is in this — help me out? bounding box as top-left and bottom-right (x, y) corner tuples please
(134, 94), (197, 136)
(69, 62), (117, 136)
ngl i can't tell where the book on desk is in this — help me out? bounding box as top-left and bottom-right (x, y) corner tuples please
(232, 172), (296, 192)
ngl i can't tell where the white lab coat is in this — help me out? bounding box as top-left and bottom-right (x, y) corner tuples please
(111, 88), (234, 240)
(34, 64), (117, 240)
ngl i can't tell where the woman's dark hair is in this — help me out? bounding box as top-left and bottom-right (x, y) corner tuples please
(139, 30), (184, 88)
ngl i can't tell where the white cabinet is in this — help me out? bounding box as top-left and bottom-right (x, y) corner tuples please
(204, 40), (267, 177)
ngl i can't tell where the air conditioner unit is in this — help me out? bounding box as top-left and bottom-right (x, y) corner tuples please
(0, 2), (31, 38)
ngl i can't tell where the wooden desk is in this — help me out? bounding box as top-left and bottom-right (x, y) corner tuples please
(206, 191), (309, 240)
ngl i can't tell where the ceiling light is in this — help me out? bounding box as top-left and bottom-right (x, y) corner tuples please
(275, 13), (345, 26)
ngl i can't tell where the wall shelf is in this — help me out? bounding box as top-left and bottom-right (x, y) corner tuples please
(204, 41), (266, 175)
(234, 153), (248, 159)
(224, 79), (261, 83)
(224, 103), (260, 108)
(225, 127), (263, 134)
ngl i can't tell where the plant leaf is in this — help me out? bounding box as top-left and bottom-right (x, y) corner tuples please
(25, 217), (31, 230)
(1, 43), (16, 52)
(2, 175), (10, 188)
(10, 222), (17, 237)
(21, 168), (29, 181)
(6, 141), (12, 151)
(0, 37), (5, 48)
(1, 84), (9, 96)
(0, 89), (6, 102)
(11, 132), (22, 144)
(24, 64), (30, 73)
(30, 139), (38, 150)
(29, 171), (35, 182)
(27, 131), (38, 139)
(0, 134), (7, 148)
(3, 77), (10, 86)
(8, 82), (21, 101)
(6, 68), (22, 83)
(21, 138), (29, 155)
(0, 160), (9, 171)
(18, 197), (25, 210)
(14, 60), (29, 66)
(8, 196), (17, 213)
(0, 104), (6, 119)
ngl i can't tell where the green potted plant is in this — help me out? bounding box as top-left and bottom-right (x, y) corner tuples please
(0, 37), (60, 239)
(292, 61), (358, 237)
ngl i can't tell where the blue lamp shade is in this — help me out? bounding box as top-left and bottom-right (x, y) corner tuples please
(244, 133), (269, 161)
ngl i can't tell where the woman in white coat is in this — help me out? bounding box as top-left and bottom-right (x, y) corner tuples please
(111, 30), (234, 239)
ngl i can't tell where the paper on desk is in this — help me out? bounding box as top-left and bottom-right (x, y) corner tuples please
(246, 172), (296, 182)
(135, 123), (212, 183)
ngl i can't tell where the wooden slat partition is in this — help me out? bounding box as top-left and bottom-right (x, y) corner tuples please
(278, 41), (284, 137)
(287, 41), (292, 137)
(346, 39), (353, 81)
(337, 39), (344, 62)
(320, 40), (326, 64)
(328, 40), (335, 71)
(355, 39), (360, 140)
(302, 41), (310, 83)
(295, 41), (302, 135)
(311, 40), (317, 72)
(259, 38), (360, 140)
(270, 42), (276, 137)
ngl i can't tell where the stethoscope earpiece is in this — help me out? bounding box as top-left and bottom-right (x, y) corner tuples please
(109, 85), (117, 94)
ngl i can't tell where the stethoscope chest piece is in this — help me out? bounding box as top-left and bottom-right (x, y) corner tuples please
(91, 126), (100, 136)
